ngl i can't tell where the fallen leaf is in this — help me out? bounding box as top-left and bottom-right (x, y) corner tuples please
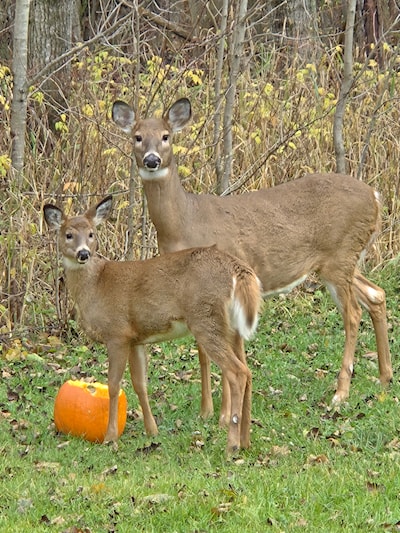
(101, 465), (118, 476)
(17, 498), (33, 513)
(211, 502), (232, 516)
(307, 454), (329, 465)
(270, 445), (290, 457)
(362, 351), (378, 360)
(366, 481), (384, 493)
(142, 493), (173, 506)
(35, 461), (60, 472)
(135, 442), (161, 455)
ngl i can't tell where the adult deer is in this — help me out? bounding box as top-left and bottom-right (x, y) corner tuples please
(43, 196), (261, 453)
(112, 96), (393, 420)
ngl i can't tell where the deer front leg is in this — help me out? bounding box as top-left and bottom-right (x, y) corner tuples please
(219, 375), (231, 428)
(224, 363), (251, 455)
(330, 286), (362, 404)
(198, 345), (214, 419)
(104, 340), (129, 443)
(353, 271), (393, 386)
(128, 344), (158, 436)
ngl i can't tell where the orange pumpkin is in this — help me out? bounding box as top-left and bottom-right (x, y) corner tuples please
(54, 380), (127, 443)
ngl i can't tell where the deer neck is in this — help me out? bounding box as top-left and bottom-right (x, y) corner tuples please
(141, 161), (193, 250)
(63, 256), (104, 304)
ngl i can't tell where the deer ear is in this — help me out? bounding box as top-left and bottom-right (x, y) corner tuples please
(43, 204), (63, 230)
(165, 98), (191, 132)
(92, 196), (113, 226)
(112, 101), (135, 133)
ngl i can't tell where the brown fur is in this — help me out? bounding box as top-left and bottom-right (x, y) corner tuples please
(44, 197), (261, 454)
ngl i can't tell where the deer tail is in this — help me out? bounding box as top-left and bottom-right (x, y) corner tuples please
(230, 269), (262, 340)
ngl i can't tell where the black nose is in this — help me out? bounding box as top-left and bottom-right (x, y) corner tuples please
(77, 249), (90, 263)
(143, 153), (161, 169)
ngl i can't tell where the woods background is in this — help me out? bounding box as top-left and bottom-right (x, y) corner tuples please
(0, 0), (399, 342)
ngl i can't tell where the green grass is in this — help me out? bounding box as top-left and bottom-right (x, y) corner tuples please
(0, 266), (399, 532)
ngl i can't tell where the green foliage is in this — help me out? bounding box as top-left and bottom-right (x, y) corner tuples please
(0, 272), (399, 531)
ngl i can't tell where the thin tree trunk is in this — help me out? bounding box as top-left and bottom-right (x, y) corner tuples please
(10, 0), (30, 188)
(213, 0), (229, 190)
(333, 0), (356, 175)
(220, 0), (248, 194)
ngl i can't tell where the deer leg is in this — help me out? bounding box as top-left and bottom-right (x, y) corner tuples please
(325, 280), (362, 404)
(197, 345), (214, 419)
(104, 340), (129, 443)
(234, 334), (252, 449)
(128, 344), (158, 436)
(198, 344), (231, 425)
(353, 271), (393, 386)
(219, 374), (231, 428)
(197, 335), (250, 455)
(223, 359), (251, 454)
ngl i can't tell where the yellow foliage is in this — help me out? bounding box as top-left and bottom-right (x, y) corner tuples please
(178, 165), (191, 177)
(0, 64), (10, 78)
(173, 145), (188, 155)
(0, 94), (9, 110)
(263, 83), (274, 95)
(0, 154), (11, 176)
(55, 113), (68, 133)
(185, 69), (203, 86)
(82, 103), (94, 117)
(31, 91), (44, 104)
(103, 148), (118, 156)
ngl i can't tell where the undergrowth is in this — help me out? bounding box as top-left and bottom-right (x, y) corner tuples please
(1, 46), (400, 337)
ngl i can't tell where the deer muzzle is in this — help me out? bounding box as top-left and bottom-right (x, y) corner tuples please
(76, 249), (90, 263)
(143, 152), (161, 170)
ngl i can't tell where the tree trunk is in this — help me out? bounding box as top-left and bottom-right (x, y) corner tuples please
(333, 0), (357, 175)
(213, 0), (228, 190)
(28, 0), (75, 131)
(219, 0), (248, 194)
(10, 0), (30, 187)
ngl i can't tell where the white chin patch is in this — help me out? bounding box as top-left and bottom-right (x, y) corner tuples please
(139, 167), (169, 180)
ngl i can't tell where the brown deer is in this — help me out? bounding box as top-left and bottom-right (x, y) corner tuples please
(112, 97), (393, 421)
(43, 196), (261, 454)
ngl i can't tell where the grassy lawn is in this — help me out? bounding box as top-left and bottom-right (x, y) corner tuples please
(0, 264), (399, 532)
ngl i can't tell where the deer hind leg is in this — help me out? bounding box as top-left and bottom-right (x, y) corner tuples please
(324, 276), (362, 404)
(233, 333), (252, 449)
(104, 339), (130, 443)
(128, 344), (158, 436)
(198, 344), (231, 426)
(353, 270), (392, 386)
(196, 333), (251, 455)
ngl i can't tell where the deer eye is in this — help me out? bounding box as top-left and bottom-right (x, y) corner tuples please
(135, 135), (142, 143)
(88, 231), (94, 239)
(65, 233), (73, 241)
(162, 134), (169, 142)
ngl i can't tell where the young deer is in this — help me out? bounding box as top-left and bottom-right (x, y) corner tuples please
(43, 196), (261, 454)
(112, 97), (393, 420)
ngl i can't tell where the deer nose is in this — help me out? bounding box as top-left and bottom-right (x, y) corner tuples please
(143, 153), (161, 170)
(77, 249), (90, 263)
